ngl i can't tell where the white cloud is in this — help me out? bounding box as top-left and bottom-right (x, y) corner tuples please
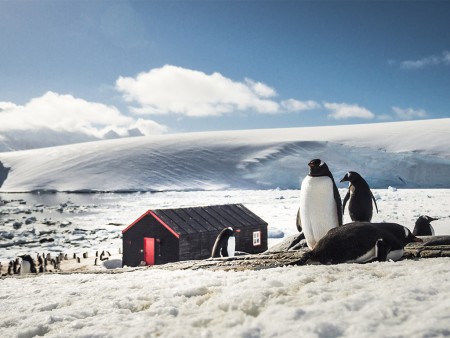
(115, 65), (317, 116)
(0, 91), (166, 138)
(324, 102), (375, 120)
(400, 50), (450, 69)
(281, 99), (321, 112)
(392, 106), (427, 120)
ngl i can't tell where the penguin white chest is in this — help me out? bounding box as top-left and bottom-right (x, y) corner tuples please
(20, 260), (31, 274)
(300, 176), (339, 249)
(227, 236), (236, 257)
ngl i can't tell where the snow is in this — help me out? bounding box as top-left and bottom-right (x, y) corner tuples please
(0, 118), (449, 192)
(1, 119), (450, 337)
(1, 258), (450, 337)
(1, 188), (450, 337)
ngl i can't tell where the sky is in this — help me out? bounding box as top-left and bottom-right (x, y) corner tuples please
(0, 0), (449, 140)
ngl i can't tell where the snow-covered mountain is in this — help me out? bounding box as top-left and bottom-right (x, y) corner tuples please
(0, 118), (449, 192)
(0, 127), (145, 152)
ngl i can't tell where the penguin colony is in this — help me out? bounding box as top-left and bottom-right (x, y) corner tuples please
(0, 249), (116, 276)
(298, 158), (431, 264)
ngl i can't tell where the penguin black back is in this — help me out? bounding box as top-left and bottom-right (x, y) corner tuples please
(413, 215), (438, 236)
(340, 171), (378, 222)
(302, 222), (422, 265)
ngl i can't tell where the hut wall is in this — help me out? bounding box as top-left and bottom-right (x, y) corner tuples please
(236, 225), (268, 254)
(123, 214), (179, 267)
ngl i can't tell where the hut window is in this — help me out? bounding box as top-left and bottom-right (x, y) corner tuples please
(253, 231), (261, 246)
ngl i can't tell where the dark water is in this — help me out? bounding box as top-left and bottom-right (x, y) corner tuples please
(0, 192), (114, 206)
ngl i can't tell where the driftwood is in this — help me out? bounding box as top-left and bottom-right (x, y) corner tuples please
(403, 236), (450, 259)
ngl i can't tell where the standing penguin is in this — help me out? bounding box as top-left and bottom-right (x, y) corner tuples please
(340, 171), (378, 222)
(19, 255), (37, 274)
(211, 227), (240, 258)
(296, 222), (422, 265)
(413, 215), (438, 236)
(298, 159), (343, 249)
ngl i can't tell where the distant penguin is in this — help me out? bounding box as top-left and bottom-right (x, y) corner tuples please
(297, 222), (422, 265)
(298, 159), (343, 249)
(340, 171), (378, 222)
(413, 215), (438, 236)
(211, 227), (240, 258)
(20, 255), (37, 274)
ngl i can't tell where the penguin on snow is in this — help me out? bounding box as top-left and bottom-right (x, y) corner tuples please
(19, 254), (37, 274)
(211, 227), (240, 258)
(413, 215), (438, 236)
(298, 159), (343, 249)
(296, 222), (422, 265)
(340, 171), (379, 222)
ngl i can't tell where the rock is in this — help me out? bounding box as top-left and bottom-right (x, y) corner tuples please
(266, 233), (306, 253)
(25, 217), (37, 225)
(12, 221), (22, 229)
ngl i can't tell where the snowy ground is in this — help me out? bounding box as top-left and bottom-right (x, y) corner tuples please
(1, 189), (450, 337)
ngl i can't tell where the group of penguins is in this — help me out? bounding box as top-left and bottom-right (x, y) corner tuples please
(1, 250), (112, 276)
(212, 159), (439, 265)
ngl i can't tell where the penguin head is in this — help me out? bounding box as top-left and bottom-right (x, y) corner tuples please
(224, 227), (240, 237)
(340, 171), (362, 183)
(19, 254), (35, 265)
(402, 226), (423, 244)
(308, 159), (330, 177)
(415, 215), (438, 226)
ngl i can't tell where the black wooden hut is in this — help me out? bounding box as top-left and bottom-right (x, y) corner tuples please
(122, 204), (268, 267)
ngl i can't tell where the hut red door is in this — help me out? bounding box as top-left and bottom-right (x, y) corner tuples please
(143, 238), (155, 265)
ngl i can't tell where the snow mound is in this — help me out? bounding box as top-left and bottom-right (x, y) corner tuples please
(0, 119), (449, 192)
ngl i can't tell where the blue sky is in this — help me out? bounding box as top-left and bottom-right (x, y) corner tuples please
(0, 1), (449, 138)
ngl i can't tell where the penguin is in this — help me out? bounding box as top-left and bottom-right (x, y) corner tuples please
(296, 222), (422, 265)
(211, 227), (240, 258)
(19, 255), (37, 274)
(413, 215), (438, 236)
(340, 171), (378, 222)
(298, 159), (343, 249)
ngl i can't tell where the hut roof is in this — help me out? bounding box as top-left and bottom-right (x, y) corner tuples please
(122, 204), (267, 236)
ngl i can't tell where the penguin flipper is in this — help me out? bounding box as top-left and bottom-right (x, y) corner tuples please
(342, 191), (350, 215)
(332, 181), (343, 226)
(296, 208), (302, 232)
(371, 191), (379, 213)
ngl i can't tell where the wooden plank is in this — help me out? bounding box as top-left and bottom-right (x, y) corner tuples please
(186, 208), (219, 232)
(193, 207), (226, 231)
(175, 208), (210, 233)
(155, 209), (197, 235)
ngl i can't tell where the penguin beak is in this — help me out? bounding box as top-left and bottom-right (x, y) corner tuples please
(339, 175), (348, 183)
(412, 236), (423, 243)
(235, 229), (241, 233)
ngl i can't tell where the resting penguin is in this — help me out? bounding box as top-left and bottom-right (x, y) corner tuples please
(298, 159), (343, 249)
(19, 254), (37, 274)
(340, 171), (378, 222)
(413, 215), (438, 236)
(211, 227), (240, 258)
(298, 222), (422, 265)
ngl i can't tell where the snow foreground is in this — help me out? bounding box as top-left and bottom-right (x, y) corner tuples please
(0, 118), (449, 192)
(2, 258), (450, 338)
(1, 188), (450, 337)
